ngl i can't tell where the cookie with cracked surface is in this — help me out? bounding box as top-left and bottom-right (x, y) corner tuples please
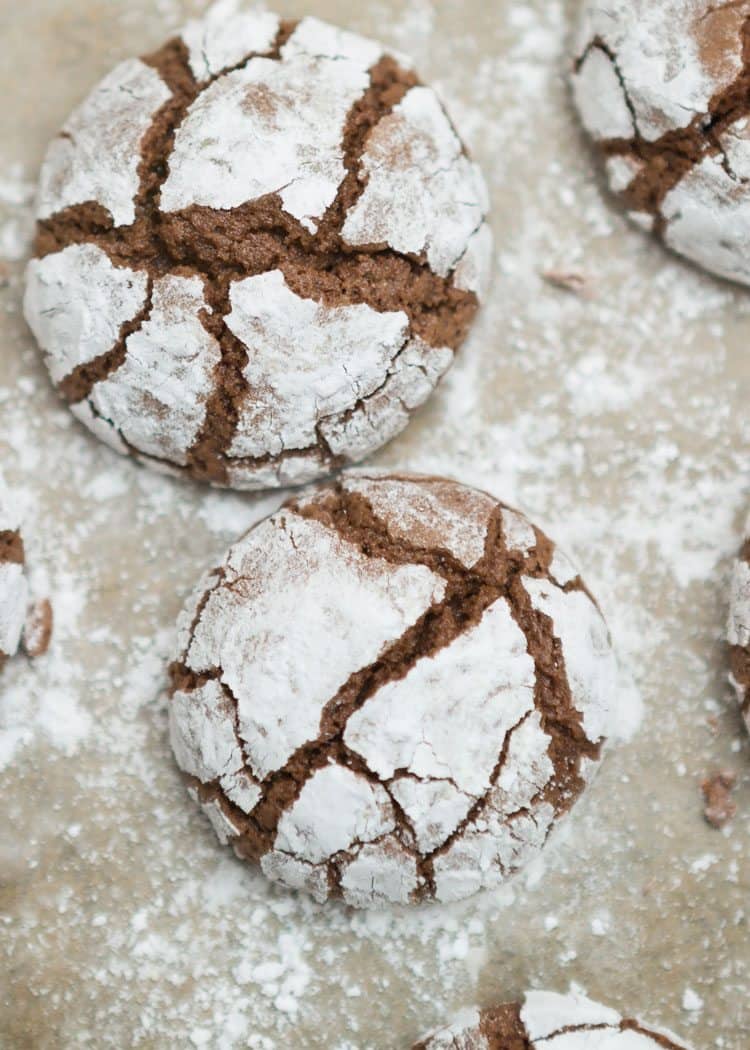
(0, 474), (29, 672)
(414, 990), (692, 1049)
(571, 0), (750, 286)
(728, 524), (750, 730)
(23, 3), (491, 490)
(169, 472), (616, 907)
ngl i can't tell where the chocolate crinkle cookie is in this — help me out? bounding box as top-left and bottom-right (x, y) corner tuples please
(414, 990), (692, 1049)
(728, 527), (750, 729)
(168, 473), (616, 908)
(23, 3), (491, 490)
(0, 474), (29, 671)
(571, 0), (750, 285)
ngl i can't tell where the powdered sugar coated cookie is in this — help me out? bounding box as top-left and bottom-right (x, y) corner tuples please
(169, 473), (616, 907)
(25, 6), (491, 489)
(572, 0), (750, 285)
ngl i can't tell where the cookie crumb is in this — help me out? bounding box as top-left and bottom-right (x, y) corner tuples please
(701, 770), (737, 829)
(541, 269), (593, 297)
(23, 598), (53, 659)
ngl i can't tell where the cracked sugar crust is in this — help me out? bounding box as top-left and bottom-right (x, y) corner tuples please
(0, 473), (29, 671)
(168, 473), (617, 908)
(414, 990), (693, 1049)
(23, 7), (491, 491)
(571, 0), (750, 286)
(727, 520), (750, 730)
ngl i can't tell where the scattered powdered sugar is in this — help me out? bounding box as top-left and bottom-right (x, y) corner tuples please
(1, 0), (749, 1047)
(0, 161), (35, 263)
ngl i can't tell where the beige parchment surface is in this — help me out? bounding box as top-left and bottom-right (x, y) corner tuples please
(1, 1), (750, 1047)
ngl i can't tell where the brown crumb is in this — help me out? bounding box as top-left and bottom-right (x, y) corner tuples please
(706, 714), (720, 735)
(701, 771), (737, 830)
(23, 599), (53, 659)
(541, 269), (594, 297)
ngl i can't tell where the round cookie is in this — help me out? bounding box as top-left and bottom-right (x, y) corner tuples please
(0, 474), (28, 671)
(571, 0), (750, 285)
(414, 990), (692, 1049)
(169, 472), (616, 907)
(24, 5), (491, 490)
(728, 527), (750, 728)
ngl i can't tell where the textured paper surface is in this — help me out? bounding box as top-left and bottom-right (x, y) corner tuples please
(0, 1), (748, 1047)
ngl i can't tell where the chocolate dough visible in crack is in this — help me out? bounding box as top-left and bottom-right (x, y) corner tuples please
(0, 530), (24, 565)
(413, 1002), (530, 1050)
(58, 277), (155, 404)
(31, 24), (480, 485)
(169, 478), (609, 903)
(575, 14), (750, 233)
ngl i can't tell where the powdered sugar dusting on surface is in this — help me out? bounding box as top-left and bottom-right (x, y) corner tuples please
(226, 269), (409, 460)
(1, 0), (749, 1046)
(160, 30), (375, 226)
(36, 59), (171, 226)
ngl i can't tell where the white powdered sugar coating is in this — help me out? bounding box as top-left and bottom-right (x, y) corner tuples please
(344, 599), (536, 797)
(182, 510), (444, 780)
(573, 0), (746, 142)
(225, 270), (408, 459)
(520, 989), (692, 1048)
(572, 0), (750, 285)
(342, 473), (496, 567)
(661, 156), (750, 286)
(36, 59), (171, 227)
(453, 222), (495, 299)
(417, 1006), (487, 1049)
(342, 86), (490, 276)
(161, 25), (375, 230)
(317, 339), (455, 463)
(23, 244), (148, 384)
(501, 506), (537, 556)
(0, 474), (27, 664)
(728, 553), (750, 649)
(275, 763), (394, 864)
(170, 476), (614, 908)
(388, 776), (471, 854)
(0, 561), (27, 662)
(86, 274), (221, 464)
(431, 725), (557, 905)
(170, 681), (262, 814)
(523, 576), (616, 743)
(522, 989), (622, 1040)
(338, 838), (419, 907)
(719, 115), (750, 178)
(180, 3), (280, 81)
(571, 47), (634, 142)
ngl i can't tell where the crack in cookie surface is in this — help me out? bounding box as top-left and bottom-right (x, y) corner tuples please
(168, 474), (616, 907)
(26, 10), (489, 488)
